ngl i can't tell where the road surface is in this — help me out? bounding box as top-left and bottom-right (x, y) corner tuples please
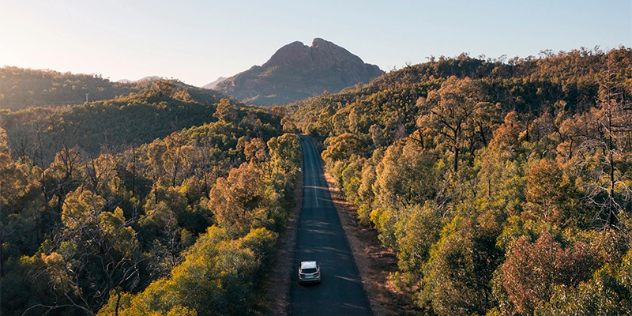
(289, 135), (372, 316)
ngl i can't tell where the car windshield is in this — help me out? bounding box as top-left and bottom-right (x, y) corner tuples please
(302, 268), (317, 273)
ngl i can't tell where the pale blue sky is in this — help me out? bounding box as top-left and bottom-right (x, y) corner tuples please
(1, 0), (630, 87)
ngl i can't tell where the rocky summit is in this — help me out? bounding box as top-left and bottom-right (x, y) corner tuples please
(214, 38), (382, 105)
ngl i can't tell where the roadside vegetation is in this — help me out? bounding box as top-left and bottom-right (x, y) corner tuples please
(0, 83), (301, 315)
(1, 45), (630, 315)
(288, 47), (632, 315)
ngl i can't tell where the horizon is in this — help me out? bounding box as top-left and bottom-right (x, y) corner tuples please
(1, 0), (630, 87)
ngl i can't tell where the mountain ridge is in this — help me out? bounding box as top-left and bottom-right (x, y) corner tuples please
(203, 77), (227, 89)
(214, 38), (382, 105)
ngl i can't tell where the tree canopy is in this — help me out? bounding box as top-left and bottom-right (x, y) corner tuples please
(289, 46), (632, 315)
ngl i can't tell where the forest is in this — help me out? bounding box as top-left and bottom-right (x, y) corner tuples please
(0, 80), (300, 315)
(0, 67), (148, 111)
(0, 80), (234, 165)
(287, 46), (632, 315)
(0, 46), (630, 316)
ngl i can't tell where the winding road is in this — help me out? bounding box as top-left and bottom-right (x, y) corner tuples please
(289, 135), (372, 316)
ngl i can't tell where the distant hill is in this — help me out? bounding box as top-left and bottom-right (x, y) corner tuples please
(214, 38), (383, 106)
(137, 75), (164, 82)
(0, 80), (236, 164)
(203, 77), (227, 89)
(116, 76), (163, 84)
(289, 48), (632, 137)
(0, 67), (143, 111)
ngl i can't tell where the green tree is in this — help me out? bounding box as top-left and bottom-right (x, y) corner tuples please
(102, 227), (275, 316)
(417, 76), (494, 172)
(0, 150), (39, 277)
(370, 141), (438, 249)
(83, 154), (122, 199)
(523, 158), (579, 226)
(356, 161), (377, 226)
(244, 138), (268, 165)
(149, 80), (176, 98)
(396, 202), (445, 286)
(42, 148), (83, 213)
(493, 232), (603, 314)
(321, 133), (370, 167)
(267, 133), (301, 175)
(27, 188), (140, 315)
(419, 215), (502, 315)
(537, 244), (632, 315)
(162, 132), (195, 187)
(476, 111), (527, 220)
(214, 98), (237, 123)
(208, 163), (271, 233)
(0, 127), (9, 155)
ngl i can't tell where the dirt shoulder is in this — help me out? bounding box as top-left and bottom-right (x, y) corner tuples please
(322, 171), (420, 316)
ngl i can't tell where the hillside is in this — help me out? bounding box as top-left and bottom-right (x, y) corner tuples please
(287, 47), (632, 315)
(215, 38), (383, 106)
(0, 80), (253, 165)
(203, 76), (227, 89)
(1, 46), (630, 316)
(0, 67), (148, 111)
(0, 91), (297, 315)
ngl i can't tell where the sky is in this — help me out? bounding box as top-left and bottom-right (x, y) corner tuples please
(1, 0), (630, 87)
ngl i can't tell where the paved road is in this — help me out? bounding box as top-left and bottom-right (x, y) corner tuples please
(289, 135), (372, 316)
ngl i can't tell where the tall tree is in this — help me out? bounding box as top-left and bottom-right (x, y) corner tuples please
(208, 163), (270, 233)
(417, 76), (494, 172)
(494, 233), (602, 314)
(28, 189), (140, 315)
(213, 99), (237, 123)
(593, 62), (632, 227)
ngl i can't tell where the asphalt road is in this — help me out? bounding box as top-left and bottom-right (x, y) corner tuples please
(289, 135), (372, 316)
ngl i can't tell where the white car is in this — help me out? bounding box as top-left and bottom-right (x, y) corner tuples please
(298, 261), (321, 284)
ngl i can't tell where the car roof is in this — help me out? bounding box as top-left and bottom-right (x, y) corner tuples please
(300, 261), (318, 269)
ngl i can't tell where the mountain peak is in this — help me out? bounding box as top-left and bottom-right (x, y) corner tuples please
(215, 38), (382, 105)
(311, 37), (335, 48)
(311, 37), (326, 45)
(312, 37), (342, 48)
(263, 41), (312, 70)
